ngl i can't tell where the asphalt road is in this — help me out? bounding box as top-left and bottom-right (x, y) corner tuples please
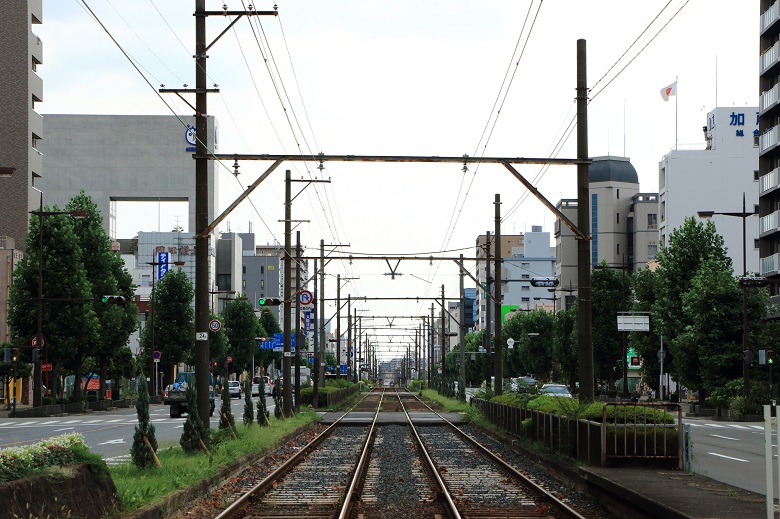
(0, 393), (279, 465)
(688, 417), (777, 495)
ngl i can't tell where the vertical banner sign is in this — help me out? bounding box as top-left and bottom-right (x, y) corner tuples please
(157, 251), (169, 280)
(304, 311), (311, 335)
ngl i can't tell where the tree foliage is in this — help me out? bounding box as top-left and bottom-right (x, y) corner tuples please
(131, 371), (158, 469)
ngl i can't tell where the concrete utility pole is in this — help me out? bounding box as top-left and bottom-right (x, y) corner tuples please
(312, 250), (320, 408)
(347, 295), (352, 381)
(440, 284), (446, 388)
(319, 240), (326, 389)
(429, 304), (434, 387)
(485, 231), (493, 390)
(186, 2), (277, 434)
(283, 169), (293, 417)
(193, 0), (211, 428)
(494, 194), (503, 396)
(459, 254), (466, 396)
(294, 231), (301, 414)
(577, 39), (594, 401)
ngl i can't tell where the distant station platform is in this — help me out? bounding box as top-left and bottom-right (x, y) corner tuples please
(319, 411), (465, 425)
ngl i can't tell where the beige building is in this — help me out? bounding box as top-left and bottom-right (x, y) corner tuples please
(555, 156), (658, 297)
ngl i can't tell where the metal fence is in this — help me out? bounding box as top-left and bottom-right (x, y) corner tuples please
(602, 402), (682, 469)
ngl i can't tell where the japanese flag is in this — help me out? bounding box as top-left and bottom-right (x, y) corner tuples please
(660, 81), (677, 102)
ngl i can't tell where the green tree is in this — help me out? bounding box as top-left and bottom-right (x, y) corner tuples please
(0, 343), (33, 410)
(554, 303), (579, 388)
(8, 205), (97, 402)
(630, 267), (664, 393)
(224, 297), (261, 375)
(68, 192), (138, 400)
(218, 378), (235, 431)
(131, 371), (158, 469)
(242, 376), (254, 426)
(591, 263), (631, 389)
(256, 376), (269, 426)
(139, 269), (194, 388)
(180, 376), (206, 453)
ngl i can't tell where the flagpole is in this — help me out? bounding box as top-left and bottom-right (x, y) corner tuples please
(675, 76), (678, 150)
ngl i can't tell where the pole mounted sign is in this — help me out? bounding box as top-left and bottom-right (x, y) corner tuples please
(530, 277), (559, 288)
(209, 319), (221, 332)
(299, 289), (314, 306)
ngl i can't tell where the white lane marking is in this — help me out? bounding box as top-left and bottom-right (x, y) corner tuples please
(98, 439), (126, 445)
(106, 419), (125, 423)
(728, 424), (750, 429)
(80, 420), (104, 424)
(708, 452), (749, 462)
(54, 427), (75, 432)
(61, 420), (81, 424)
(702, 423), (726, 428)
(749, 425), (765, 430)
(37, 420), (61, 425)
(0, 422), (16, 427)
(710, 434), (738, 441)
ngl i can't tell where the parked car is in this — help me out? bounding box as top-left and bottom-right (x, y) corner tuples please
(252, 376), (274, 396)
(510, 376), (538, 393)
(539, 383), (573, 398)
(228, 380), (242, 399)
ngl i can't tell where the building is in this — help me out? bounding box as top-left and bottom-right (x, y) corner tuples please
(759, 2), (780, 298)
(475, 234), (524, 331)
(38, 114), (219, 241)
(555, 156), (657, 297)
(0, 0), (44, 254)
(660, 107), (759, 276)
(502, 226), (556, 315)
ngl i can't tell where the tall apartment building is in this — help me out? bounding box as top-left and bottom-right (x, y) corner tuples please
(661, 107), (759, 276)
(475, 234), (524, 331)
(0, 0), (43, 252)
(759, 1), (780, 298)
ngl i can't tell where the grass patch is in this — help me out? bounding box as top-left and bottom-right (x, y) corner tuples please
(421, 389), (470, 412)
(112, 411), (319, 512)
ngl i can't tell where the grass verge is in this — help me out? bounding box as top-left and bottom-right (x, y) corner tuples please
(421, 389), (470, 412)
(112, 411), (319, 512)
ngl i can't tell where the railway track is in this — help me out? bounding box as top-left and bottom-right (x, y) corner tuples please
(212, 388), (602, 519)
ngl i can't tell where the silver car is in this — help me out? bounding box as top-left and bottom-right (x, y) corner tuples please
(539, 384), (573, 398)
(227, 380), (242, 399)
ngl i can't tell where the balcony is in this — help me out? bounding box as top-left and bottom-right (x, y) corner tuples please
(760, 210), (780, 236)
(762, 1), (780, 34)
(761, 166), (780, 194)
(761, 40), (780, 75)
(761, 82), (780, 114)
(762, 253), (780, 276)
(760, 125), (780, 154)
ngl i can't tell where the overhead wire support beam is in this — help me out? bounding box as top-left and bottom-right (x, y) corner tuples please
(201, 153), (584, 166)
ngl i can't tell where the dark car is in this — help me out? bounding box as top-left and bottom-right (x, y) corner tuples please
(510, 376), (538, 393)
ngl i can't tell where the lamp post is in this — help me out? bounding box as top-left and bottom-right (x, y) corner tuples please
(147, 259), (185, 395)
(30, 193), (88, 407)
(697, 192), (758, 398)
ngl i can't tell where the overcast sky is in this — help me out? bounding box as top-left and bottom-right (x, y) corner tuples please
(39, 1), (758, 359)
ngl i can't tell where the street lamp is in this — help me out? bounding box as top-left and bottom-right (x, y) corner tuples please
(697, 192), (759, 398)
(147, 259), (185, 396)
(30, 193), (88, 407)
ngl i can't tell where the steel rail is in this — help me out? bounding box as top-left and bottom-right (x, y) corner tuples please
(215, 390), (376, 519)
(397, 388), (462, 519)
(337, 389), (386, 519)
(409, 393), (588, 519)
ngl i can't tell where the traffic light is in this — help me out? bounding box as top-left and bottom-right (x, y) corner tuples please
(11, 348), (18, 362)
(101, 295), (126, 305)
(258, 297), (282, 306)
(768, 350), (775, 365)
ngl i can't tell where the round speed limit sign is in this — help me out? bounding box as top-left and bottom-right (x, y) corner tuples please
(209, 319), (221, 332)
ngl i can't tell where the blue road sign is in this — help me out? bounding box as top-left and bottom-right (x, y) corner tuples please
(340, 364), (347, 375)
(157, 252), (169, 279)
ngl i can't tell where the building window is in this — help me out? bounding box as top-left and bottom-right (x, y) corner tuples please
(755, 170), (760, 181)
(260, 266), (264, 274)
(616, 188), (620, 199)
(755, 239), (760, 249)
(617, 213), (620, 224)
(521, 285), (530, 291)
(521, 274), (530, 279)
(242, 279), (246, 288)
(647, 213), (657, 229)
(521, 262), (530, 268)
(648, 243), (658, 259)
(521, 297), (530, 302)
(661, 201), (665, 222)
(754, 134), (760, 147)
(617, 243), (620, 255)
(659, 168), (666, 189)
(260, 279), (265, 288)
(242, 265), (246, 274)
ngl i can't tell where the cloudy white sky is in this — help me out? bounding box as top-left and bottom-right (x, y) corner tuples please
(39, 1), (758, 358)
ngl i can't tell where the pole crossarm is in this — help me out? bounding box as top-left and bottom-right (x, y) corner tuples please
(201, 153), (584, 166)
